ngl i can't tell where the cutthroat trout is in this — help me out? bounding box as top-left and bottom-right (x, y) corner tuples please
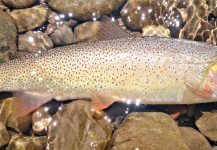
(1, 36), (217, 116)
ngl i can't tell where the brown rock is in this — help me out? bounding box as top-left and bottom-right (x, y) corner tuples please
(0, 10), (17, 62)
(179, 127), (211, 150)
(2, 0), (37, 8)
(0, 1), (8, 11)
(120, 0), (183, 30)
(32, 107), (52, 135)
(50, 25), (77, 45)
(11, 5), (48, 32)
(47, 100), (112, 150)
(48, 0), (125, 20)
(195, 111), (217, 141)
(6, 135), (47, 150)
(111, 112), (190, 150)
(0, 98), (32, 133)
(18, 31), (53, 53)
(0, 121), (10, 148)
(142, 25), (171, 37)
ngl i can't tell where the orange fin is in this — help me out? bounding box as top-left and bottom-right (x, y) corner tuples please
(185, 82), (212, 98)
(12, 91), (52, 117)
(91, 92), (117, 110)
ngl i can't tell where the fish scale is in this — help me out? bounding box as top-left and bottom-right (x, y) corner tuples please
(0, 36), (217, 116)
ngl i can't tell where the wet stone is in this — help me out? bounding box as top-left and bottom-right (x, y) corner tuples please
(0, 10), (17, 62)
(74, 21), (102, 42)
(0, 98), (32, 133)
(48, 0), (124, 20)
(47, 100), (112, 150)
(2, 0), (37, 8)
(0, 1), (8, 11)
(142, 25), (171, 37)
(111, 112), (190, 150)
(179, 127), (211, 150)
(6, 135), (47, 150)
(11, 4), (48, 32)
(18, 31), (53, 53)
(0, 121), (10, 148)
(32, 107), (52, 135)
(120, 0), (183, 30)
(50, 24), (77, 46)
(195, 110), (217, 141)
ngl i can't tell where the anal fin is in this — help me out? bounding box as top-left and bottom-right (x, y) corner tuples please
(91, 92), (118, 110)
(12, 91), (52, 117)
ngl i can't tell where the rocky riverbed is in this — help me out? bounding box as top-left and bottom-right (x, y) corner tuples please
(1, 0), (217, 149)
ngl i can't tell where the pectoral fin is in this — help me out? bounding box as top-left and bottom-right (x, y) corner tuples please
(185, 82), (212, 98)
(91, 92), (118, 110)
(12, 91), (52, 117)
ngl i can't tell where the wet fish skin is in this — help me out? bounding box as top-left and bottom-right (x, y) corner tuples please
(0, 36), (217, 116)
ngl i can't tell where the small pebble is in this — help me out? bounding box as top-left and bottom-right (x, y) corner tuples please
(0, 122), (10, 148)
(6, 136), (47, 150)
(50, 25), (77, 46)
(18, 31), (53, 53)
(32, 107), (52, 135)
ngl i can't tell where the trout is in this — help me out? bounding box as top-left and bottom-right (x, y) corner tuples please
(0, 36), (217, 116)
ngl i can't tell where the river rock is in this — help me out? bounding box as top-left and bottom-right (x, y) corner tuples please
(195, 110), (217, 141)
(0, 1), (8, 11)
(18, 31), (53, 53)
(120, 0), (183, 30)
(2, 0), (37, 8)
(50, 25), (77, 46)
(48, 0), (125, 20)
(0, 98), (32, 133)
(179, 127), (211, 150)
(111, 112), (190, 150)
(142, 25), (171, 37)
(0, 121), (10, 148)
(47, 100), (112, 150)
(6, 136), (47, 150)
(0, 10), (17, 62)
(11, 5), (48, 32)
(32, 107), (52, 135)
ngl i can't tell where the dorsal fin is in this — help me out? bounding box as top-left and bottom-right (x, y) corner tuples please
(95, 16), (132, 41)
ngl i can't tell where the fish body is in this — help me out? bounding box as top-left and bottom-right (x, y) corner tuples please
(0, 36), (217, 116)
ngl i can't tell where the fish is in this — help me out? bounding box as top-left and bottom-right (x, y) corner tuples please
(1, 19), (217, 116)
(0, 35), (216, 116)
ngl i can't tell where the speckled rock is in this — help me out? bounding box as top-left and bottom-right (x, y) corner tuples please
(179, 127), (211, 150)
(195, 111), (217, 141)
(50, 25), (77, 46)
(18, 31), (53, 53)
(0, 121), (10, 148)
(142, 25), (171, 37)
(47, 100), (112, 150)
(48, 0), (125, 20)
(6, 136), (47, 150)
(0, 10), (17, 62)
(2, 0), (37, 8)
(11, 5), (48, 32)
(0, 98), (32, 133)
(111, 112), (190, 150)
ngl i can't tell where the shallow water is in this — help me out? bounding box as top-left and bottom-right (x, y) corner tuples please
(0, 0), (217, 150)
